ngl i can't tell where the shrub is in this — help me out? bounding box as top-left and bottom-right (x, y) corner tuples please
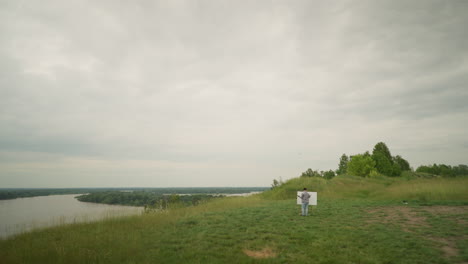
(347, 154), (376, 177)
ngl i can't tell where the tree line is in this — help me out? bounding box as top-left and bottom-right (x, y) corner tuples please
(76, 191), (220, 208)
(299, 142), (467, 179)
(415, 164), (468, 177)
(0, 188), (108, 200)
(337, 142), (411, 177)
(0, 187), (268, 200)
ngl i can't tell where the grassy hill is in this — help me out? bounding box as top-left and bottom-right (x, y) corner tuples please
(1, 175), (467, 263)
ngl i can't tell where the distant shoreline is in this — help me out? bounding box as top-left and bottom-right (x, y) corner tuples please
(0, 187), (269, 200)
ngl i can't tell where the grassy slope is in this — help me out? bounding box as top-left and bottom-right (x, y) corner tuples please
(1, 176), (467, 264)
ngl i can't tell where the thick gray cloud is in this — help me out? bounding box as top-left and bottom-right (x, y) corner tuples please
(1, 0), (467, 187)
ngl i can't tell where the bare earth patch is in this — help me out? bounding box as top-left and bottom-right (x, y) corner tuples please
(429, 237), (459, 258)
(243, 247), (277, 259)
(421, 206), (468, 216)
(366, 206), (468, 262)
(366, 206), (429, 232)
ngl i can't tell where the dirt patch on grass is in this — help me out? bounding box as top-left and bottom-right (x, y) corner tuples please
(243, 247), (277, 259)
(426, 235), (468, 261)
(420, 205), (468, 215)
(422, 206), (468, 229)
(366, 206), (468, 261)
(430, 238), (459, 258)
(366, 206), (428, 232)
(366, 206), (468, 231)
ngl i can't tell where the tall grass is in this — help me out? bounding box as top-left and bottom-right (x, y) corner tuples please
(262, 175), (468, 203)
(374, 177), (468, 202)
(261, 176), (328, 200)
(0, 196), (266, 264)
(1, 176), (467, 263)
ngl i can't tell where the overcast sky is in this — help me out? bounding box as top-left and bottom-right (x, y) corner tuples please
(1, 0), (467, 188)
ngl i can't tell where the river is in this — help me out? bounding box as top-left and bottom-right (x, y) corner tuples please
(0, 194), (143, 239)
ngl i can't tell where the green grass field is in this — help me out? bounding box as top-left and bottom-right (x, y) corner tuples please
(1, 175), (467, 263)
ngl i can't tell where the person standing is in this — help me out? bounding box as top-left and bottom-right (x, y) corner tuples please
(299, 188), (311, 216)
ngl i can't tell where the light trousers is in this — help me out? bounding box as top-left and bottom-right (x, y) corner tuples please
(301, 202), (309, 216)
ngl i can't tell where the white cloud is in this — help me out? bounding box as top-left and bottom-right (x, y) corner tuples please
(1, 0), (467, 187)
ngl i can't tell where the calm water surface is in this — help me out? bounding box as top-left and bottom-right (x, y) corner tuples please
(0, 194), (143, 239)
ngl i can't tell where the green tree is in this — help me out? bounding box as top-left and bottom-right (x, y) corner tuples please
(439, 164), (454, 177)
(372, 142), (395, 176)
(431, 164), (441, 175)
(271, 178), (284, 189)
(301, 168), (320, 177)
(393, 155), (411, 171)
(336, 154), (349, 175)
(416, 165), (432, 174)
(392, 162), (402, 176)
(323, 170), (336, 179)
(415, 163), (468, 177)
(453, 164), (468, 176)
(373, 142), (392, 160)
(271, 179), (280, 189)
(372, 151), (394, 176)
(347, 154), (376, 177)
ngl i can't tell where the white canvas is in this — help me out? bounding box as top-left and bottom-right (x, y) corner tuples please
(297, 192), (317, 205)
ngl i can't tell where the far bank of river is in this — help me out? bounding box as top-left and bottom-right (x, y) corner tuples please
(0, 194), (143, 239)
